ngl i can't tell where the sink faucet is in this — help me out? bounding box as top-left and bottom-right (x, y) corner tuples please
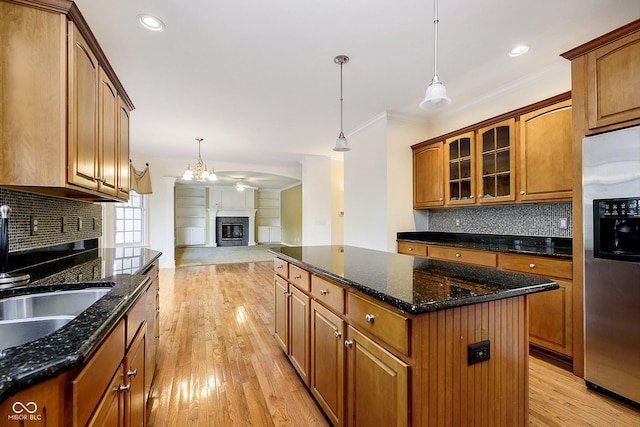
(0, 206), (29, 288)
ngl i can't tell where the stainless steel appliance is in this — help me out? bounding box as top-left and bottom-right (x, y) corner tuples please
(583, 125), (640, 404)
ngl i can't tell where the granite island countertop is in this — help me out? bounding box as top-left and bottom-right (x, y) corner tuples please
(397, 231), (572, 259)
(269, 245), (559, 315)
(0, 247), (161, 404)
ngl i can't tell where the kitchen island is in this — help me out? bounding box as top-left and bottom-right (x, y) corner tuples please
(269, 245), (558, 427)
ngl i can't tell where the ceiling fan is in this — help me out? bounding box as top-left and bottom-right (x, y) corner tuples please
(235, 179), (258, 192)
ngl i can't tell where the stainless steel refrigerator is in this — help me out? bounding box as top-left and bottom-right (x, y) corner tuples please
(582, 124), (640, 404)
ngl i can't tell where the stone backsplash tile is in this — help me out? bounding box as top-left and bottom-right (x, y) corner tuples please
(0, 188), (102, 252)
(427, 203), (572, 238)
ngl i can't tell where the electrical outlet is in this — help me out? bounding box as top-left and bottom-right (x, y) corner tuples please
(30, 216), (39, 235)
(455, 219), (461, 226)
(93, 218), (99, 231)
(78, 217), (83, 231)
(61, 216), (69, 233)
(468, 340), (491, 365)
(559, 218), (568, 229)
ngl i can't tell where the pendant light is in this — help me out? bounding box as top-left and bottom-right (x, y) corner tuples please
(419, 0), (451, 109)
(182, 138), (218, 181)
(333, 55), (351, 152)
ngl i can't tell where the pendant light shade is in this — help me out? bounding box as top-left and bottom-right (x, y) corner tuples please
(333, 55), (351, 152)
(420, 0), (451, 110)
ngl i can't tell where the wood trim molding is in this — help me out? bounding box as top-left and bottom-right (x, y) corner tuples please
(561, 19), (640, 60)
(411, 91), (571, 150)
(4, 0), (72, 13)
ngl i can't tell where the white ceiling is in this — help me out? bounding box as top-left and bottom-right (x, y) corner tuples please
(74, 0), (639, 189)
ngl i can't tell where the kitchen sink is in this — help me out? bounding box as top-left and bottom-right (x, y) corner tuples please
(0, 287), (112, 352)
(0, 287), (111, 321)
(0, 316), (75, 351)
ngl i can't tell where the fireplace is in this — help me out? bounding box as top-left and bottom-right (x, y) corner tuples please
(216, 217), (250, 247)
(221, 224), (244, 240)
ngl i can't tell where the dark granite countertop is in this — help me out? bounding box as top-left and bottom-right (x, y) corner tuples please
(396, 231), (572, 259)
(269, 245), (558, 315)
(0, 247), (161, 404)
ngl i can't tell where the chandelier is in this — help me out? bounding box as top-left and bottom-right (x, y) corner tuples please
(182, 138), (218, 181)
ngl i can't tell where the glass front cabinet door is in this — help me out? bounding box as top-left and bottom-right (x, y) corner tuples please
(445, 132), (476, 205)
(476, 118), (516, 204)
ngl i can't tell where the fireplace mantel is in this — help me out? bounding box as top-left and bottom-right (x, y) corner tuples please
(208, 208), (257, 246)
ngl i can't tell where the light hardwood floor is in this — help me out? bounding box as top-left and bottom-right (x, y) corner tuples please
(147, 262), (640, 427)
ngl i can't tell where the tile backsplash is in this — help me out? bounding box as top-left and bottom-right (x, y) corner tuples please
(0, 188), (102, 252)
(421, 202), (572, 238)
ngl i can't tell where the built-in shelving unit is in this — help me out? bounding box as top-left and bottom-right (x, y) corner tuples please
(175, 185), (206, 246)
(257, 190), (281, 243)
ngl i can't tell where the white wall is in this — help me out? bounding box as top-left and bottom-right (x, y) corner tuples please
(301, 157), (344, 246)
(344, 113), (429, 252)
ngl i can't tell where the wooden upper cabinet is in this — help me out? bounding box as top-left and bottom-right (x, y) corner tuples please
(477, 118), (516, 204)
(519, 100), (573, 202)
(586, 30), (640, 131)
(118, 99), (132, 198)
(413, 142), (444, 208)
(0, 0), (133, 202)
(445, 132), (475, 205)
(68, 23), (99, 191)
(98, 68), (119, 196)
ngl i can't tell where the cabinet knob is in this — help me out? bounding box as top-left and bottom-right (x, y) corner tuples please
(344, 340), (353, 348)
(127, 368), (138, 378)
(469, 195), (474, 199)
(334, 331), (342, 339)
(276, 265), (283, 269)
(439, 198), (443, 202)
(119, 383), (131, 392)
(320, 289), (327, 296)
(282, 289), (288, 295)
(365, 314), (375, 323)
(455, 253), (461, 258)
(478, 194), (483, 198)
(408, 247), (413, 251)
(529, 263), (535, 269)
(520, 191), (525, 195)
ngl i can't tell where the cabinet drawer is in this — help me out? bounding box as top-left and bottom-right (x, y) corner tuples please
(498, 253), (572, 279)
(274, 258), (289, 279)
(348, 292), (410, 356)
(428, 246), (497, 268)
(126, 286), (148, 349)
(289, 264), (310, 292)
(311, 275), (345, 314)
(397, 241), (428, 257)
(69, 320), (125, 427)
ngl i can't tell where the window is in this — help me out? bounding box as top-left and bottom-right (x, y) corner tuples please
(114, 191), (146, 246)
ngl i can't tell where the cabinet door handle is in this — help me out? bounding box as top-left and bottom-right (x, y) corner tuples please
(344, 340), (353, 348)
(127, 368), (138, 378)
(276, 265), (283, 269)
(282, 289), (288, 295)
(529, 263), (536, 269)
(455, 253), (461, 258)
(334, 331), (342, 339)
(365, 314), (375, 323)
(119, 383), (131, 392)
(319, 289), (327, 296)
(294, 275), (302, 279)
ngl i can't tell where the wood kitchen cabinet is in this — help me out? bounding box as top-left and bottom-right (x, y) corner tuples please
(499, 253), (573, 359)
(346, 326), (409, 427)
(273, 261), (311, 386)
(413, 142), (445, 208)
(519, 100), (573, 202)
(311, 301), (345, 427)
(445, 132), (476, 205)
(477, 118), (516, 204)
(0, 0), (134, 202)
(397, 241), (427, 258)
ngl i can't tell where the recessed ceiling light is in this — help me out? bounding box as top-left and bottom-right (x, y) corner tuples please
(138, 14), (165, 32)
(508, 45), (530, 57)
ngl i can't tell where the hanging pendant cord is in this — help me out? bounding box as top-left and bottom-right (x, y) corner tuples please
(433, 0), (439, 79)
